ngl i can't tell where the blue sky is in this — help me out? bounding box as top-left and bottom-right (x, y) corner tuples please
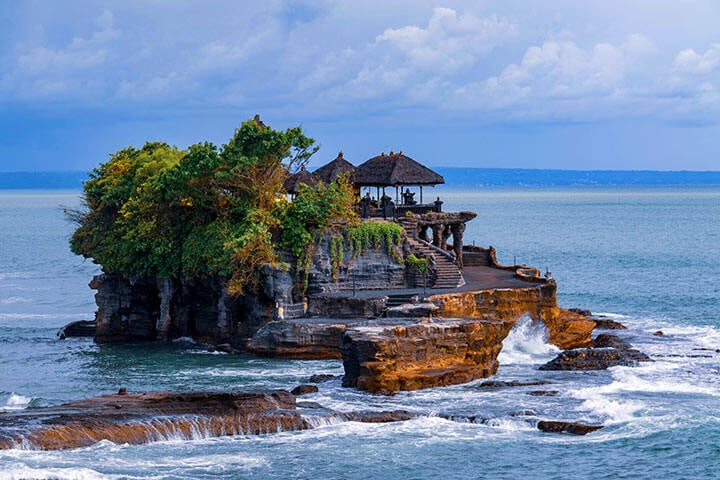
(1, 0), (719, 171)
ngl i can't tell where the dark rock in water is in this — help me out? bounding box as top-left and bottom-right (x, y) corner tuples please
(591, 334), (632, 350)
(335, 410), (415, 423)
(510, 410), (537, 417)
(653, 330), (664, 336)
(478, 380), (552, 389)
(537, 420), (603, 435)
(57, 320), (96, 339)
(308, 374), (337, 383)
(539, 348), (652, 370)
(117, 388), (127, 395)
(291, 384), (319, 396)
(568, 308), (592, 317)
(593, 319), (627, 330)
(214, 343), (237, 354)
(528, 390), (559, 396)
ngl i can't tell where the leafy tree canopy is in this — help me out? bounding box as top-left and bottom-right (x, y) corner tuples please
(70, 117), (351, 295)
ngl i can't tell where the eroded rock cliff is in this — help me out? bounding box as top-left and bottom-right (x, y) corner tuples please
(340, 317), (514, 394)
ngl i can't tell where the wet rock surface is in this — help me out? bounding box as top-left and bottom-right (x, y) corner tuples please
(537, 420), (603, 435)
(592, 318), (627, 330)
(341, 317), (514, 393)
(0, 390), (419, 451)
(540, 347), (652, 370)
(478, 380), (552, 389)
(291, 385), (319, 396)
(0, 390), (304, 450)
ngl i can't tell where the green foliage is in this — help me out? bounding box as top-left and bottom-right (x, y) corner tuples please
(329, 235), (345, 280)
(280, 175), (359, 292)
(405, 253), (429, 274)
(347, 221), (404, 261)
(70, 117), (319, 294)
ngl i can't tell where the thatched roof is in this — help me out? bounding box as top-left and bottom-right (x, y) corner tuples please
(283, 167), (320, 194)
(312, 152), (356, 184)
(354, 151), (445, 187)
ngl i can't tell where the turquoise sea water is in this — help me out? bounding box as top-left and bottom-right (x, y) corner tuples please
(1, 187), (719, 479)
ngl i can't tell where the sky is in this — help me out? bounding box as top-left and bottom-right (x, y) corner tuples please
(1, 0), (719, 172)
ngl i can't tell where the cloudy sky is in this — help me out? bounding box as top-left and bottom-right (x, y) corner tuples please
(2, 0), (719, 171)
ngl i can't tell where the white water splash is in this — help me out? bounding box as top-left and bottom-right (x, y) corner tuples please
(498, 315), (560, 365)
(0, 466), (114, 480)
(0, 393), (32, 411)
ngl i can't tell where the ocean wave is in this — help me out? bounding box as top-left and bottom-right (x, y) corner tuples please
(498, 315), (560, 365)
(0, 465), (114, 480)
(0, 392), (32, 411)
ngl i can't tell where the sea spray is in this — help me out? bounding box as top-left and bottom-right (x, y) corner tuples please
(498, 315), (559, 365)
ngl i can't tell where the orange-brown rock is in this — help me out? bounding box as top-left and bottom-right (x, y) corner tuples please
(340, 318), (514, 394)
(0, 390), (305, 450)
(428, 286), (594, 350)
(543, 308), (596, 350)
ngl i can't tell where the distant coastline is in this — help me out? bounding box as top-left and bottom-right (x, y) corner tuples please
(2, 168), (720, 189)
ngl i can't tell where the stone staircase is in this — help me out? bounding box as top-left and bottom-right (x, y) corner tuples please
(406, 237), (464, 289)
(386, 293), (419, 308)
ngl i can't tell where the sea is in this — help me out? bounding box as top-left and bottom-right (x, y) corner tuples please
(1, 171), (720, 479)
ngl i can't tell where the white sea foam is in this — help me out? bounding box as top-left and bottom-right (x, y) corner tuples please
(498, 315), (560, 365)
(0, 393), (32, 411)
(0, 297), (30, 305)
(0, 466), (114, 480)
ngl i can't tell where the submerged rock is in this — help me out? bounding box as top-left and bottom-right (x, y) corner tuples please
(591, 334), (632, 349)
(537, 420), (603, 435)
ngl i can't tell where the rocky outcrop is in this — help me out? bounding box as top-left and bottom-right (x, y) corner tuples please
(57, 320), (96, 339)
(0, 390), (304, 450)
(307, 294), (387, 318)
(537, 420), (603, 435)
(341, 318), (514, 394)
(593, 318), (627, 330)
(429, 286), (594, 350)
(539, 347), (652, 370)
(544, 308), (596, 350)
(0, 389), (420, 451)
(248, 320), (346, 359)
(91, 266), (293, 347)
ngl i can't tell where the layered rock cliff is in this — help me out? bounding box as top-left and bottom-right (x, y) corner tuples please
(340, 318), (514, 394)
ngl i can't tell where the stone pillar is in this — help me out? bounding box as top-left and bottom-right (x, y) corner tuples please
(432, 224), (444, 248)
(442, 225), (452, 250)
(451, 223), (466, 269)
(419, 225), (431, 243)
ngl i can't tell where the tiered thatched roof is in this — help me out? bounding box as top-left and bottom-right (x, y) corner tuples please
(283, 167), (320, 194)
(354, 151), (445, 187)
(312, 152), (356, 184)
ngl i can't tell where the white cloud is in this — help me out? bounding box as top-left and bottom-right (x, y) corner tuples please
(673, 44), (720, 74)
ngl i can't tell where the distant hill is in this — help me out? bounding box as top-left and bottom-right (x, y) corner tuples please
(435, 168), (720, 187)
(0, 171), (87, 189)
(2, 168), (720, 190)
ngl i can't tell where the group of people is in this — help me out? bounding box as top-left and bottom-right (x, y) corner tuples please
(359, 188), (442, 218)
